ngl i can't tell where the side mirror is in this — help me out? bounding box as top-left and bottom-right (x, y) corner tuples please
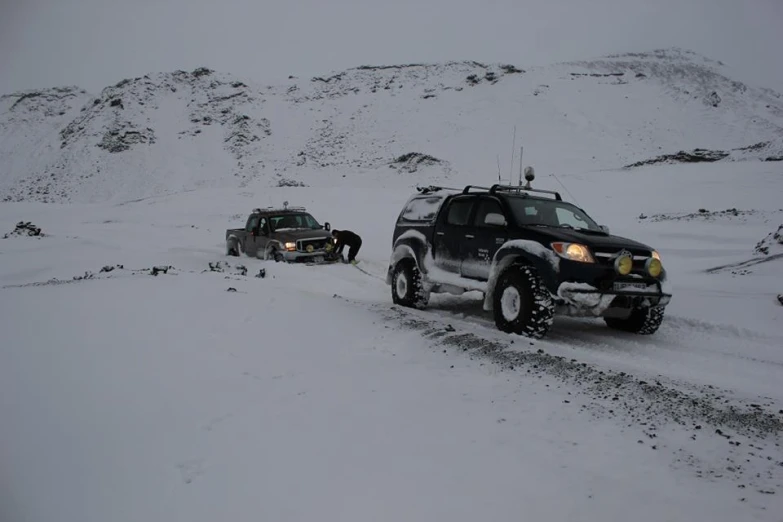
(600, 225), (610, 234)
(484, 213), (507, 227)
(324, 222), (331, 231)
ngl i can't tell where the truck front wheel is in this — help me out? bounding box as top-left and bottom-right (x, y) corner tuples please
(391, 259), (429, 309)
(493, 265), (554, 339)
(604, 306), (665, 334)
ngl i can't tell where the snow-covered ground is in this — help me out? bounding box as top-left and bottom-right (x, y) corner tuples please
(2, 159), (782, 521)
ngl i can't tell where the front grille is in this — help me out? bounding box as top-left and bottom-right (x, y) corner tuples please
(297, 238), (328, 252)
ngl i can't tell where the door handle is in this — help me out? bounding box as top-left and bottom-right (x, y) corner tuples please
(436, 232), (445, 236)
(465, 234), (474, 239)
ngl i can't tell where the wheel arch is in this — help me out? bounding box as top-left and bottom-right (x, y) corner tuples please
(263, 239), (286, 260)
(226, 234), (243, 256)
(483, 244), (559, 311)
(386, 237), (427, 284)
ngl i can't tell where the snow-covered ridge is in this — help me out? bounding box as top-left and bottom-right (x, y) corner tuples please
(2, 48), (782, 204)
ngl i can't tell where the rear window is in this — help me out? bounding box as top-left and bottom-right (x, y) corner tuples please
(399, 196), (443, 223)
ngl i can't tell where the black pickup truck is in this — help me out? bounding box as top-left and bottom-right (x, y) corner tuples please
(225, 203), (338, 263)
(385, 167), (672, 339)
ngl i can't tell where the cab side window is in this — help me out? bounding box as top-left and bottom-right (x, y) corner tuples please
(473, 198), (505, 227)
(246, 215), (259, 232)
(445, 197), (475, 226)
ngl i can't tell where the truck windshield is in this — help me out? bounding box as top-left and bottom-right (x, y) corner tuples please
(270, 213), (322, 231)
(506, 198), (602, 232)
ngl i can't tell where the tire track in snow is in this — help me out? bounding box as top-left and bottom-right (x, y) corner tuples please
(353, 297), (783, 501)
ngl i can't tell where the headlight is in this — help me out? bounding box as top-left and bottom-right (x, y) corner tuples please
(285, 242), (296, 251)
(551, 242), (594, 263)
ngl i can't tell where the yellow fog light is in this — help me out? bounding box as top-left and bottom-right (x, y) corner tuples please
(646, 257), (662, 278)
(306, 244), (314, 253)
(614, 254), (633, 275)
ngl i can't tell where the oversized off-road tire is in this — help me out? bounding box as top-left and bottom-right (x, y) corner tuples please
(391, 259), (429, 309)
(492, 265), (554, 339)
(604, 305), (665, 334)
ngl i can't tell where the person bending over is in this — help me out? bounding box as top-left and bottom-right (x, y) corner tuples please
(331, 229), (362, 264)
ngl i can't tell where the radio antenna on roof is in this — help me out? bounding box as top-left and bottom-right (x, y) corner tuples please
(509, 125), (516, 183)
(518, 146), (524, 186)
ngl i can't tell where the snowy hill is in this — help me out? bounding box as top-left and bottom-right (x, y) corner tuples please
(2, 47), (782, 204)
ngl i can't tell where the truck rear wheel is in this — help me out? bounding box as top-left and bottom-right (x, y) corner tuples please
(391, 259), (429, 309)
(227, 240), (241, 257)
(493, 265), (554, 339)
(604, 306), (664, 334)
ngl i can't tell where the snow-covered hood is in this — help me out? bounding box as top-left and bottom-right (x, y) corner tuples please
(526, 227), (655, 254)
(272, 228), (332, 242)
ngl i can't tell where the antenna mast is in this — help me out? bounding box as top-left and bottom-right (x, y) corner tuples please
(518, 146), (524, 186)
(496, 155), (501, 183)
(509, 126), (516, 184)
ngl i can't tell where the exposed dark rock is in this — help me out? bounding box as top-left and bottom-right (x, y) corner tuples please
(3, 221), (44, 238)
(311, 73), (344, 83)
(277, 178), (307, 187)
(754, 225), (783, 255)
(570, 72), (625, 77)
(391, 152), (442, 172)
(734, 141), (769, 152)
(625, 148), (729, 168)
(356, 63), (427, 71)
(192, 67), (213, 77)
(499, 64), (524, 74)
(97, 127), (156, 153)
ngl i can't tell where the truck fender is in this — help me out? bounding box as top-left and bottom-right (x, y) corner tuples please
(483, 242), (560, 311)
(226, 234), (243, 256)
(263, 240), (286, 260)
(387, 237), (428, 284)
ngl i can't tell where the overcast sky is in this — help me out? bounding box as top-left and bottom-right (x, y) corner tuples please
(1, 0), (781, 95)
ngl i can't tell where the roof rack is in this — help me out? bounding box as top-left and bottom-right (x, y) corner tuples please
(415, 185), (463, 194)
(461, 185), (493, 194)
(489, 184), (562, 201)
(416, 181), (562, 201)
(253, 206), (308, 214)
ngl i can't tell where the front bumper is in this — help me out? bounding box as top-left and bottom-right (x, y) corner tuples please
(282, 250), (340, 263)
(555, 281), (672, 317)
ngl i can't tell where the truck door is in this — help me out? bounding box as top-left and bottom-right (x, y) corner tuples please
(243, 215), (260, 256)
(245, 216), (270, 257)
(432, 195), (476, 275)
(460, 196), (508, 280)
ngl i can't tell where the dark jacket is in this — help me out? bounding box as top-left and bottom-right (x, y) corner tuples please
(332, 230), (362, 251)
